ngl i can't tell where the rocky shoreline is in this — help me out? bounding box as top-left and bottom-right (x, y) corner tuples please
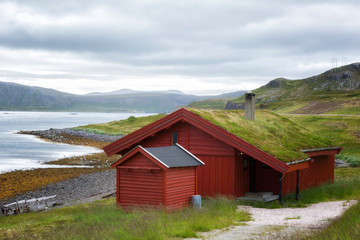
(1, 169), (116, 210)
(18, 128), (122, 145)
(0, 128), (121, 213)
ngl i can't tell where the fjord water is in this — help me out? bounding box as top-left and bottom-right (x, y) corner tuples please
(0, 111), (152, 173)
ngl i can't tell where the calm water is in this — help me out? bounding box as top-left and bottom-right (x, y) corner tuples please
(0, 111), (153, 173)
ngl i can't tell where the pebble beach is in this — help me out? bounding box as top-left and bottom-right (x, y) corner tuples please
(0, 128), (120, 210)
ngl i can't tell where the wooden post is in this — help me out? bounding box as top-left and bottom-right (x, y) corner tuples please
(296, 170), (300, 201)
(279, 173), (283, 206)
(116, 168), (120, 204)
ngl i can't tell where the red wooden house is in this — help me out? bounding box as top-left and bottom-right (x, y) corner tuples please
(104, 108), (341, 203)
(111, 144), (204, 209)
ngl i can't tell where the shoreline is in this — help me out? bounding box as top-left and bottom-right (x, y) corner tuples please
(0, 128), (121, 208)
(1, 169), (116, 210)
(18, 128), (122, 148)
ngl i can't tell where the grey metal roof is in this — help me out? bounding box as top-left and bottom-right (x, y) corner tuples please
(143, 144), (204, 168)
(301, 147), (341, 153)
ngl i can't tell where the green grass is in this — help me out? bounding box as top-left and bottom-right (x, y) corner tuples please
(285, 115), (360, 165)
(187, 98), (232, 110)
(0, 196), (251, 240)
(285, 216), (301, 220)
(72, 114), (165, 136)
(190, 63), (360, 114)
(328, 105), (360, 115)
(190, 109), (333, 163)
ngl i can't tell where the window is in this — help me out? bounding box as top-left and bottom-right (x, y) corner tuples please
(172, 132), (177, 145)
(243, 157), (248, 170)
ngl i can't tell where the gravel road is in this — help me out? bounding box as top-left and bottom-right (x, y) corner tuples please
(189, 200), (357, 240)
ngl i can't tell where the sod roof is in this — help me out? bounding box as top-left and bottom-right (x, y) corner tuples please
(101, 108), (336, 164)
(188, 109), (334, 163)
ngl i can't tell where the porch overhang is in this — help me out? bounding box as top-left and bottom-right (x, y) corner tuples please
(287, 159), (311, 173)
(302, 147), (342, 157)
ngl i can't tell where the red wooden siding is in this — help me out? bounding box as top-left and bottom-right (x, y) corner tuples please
(283, 170), (304, 195)
(117, 153), (163, 207)
(126, 122), (238, 197)
(140, 122), (190, 148)
(165, 167), (196, 209)
(240, 157), (250, 195)
(243, 155), (335, 196)
(118, 168), (163, 207)
(255, 162), (280, 194)
(196, 155), (236, 196)
(139, 122), (235, 156)
(121, 152), (160, 168)
(189, 125), (235, 156)
(282, 155), (334, 195)
(171, 122), (190, 148)
(140, 130), (172, 148)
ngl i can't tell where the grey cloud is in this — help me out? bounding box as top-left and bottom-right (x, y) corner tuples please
(0, 0), (360, 94)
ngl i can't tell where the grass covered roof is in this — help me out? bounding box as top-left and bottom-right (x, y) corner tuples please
(189, 109), (334, 163)
(79, 109), (334, 163)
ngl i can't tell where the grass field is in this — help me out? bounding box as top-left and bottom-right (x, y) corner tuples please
(285, 115), (360, 166)
(72, 114), (165, 136)
(0, 196), (251, 240)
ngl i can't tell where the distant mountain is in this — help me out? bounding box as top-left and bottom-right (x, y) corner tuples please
(0, 81), (245, 113)
(227, 63), (360, 114)
(85, 89), (184, 96)
(187, 90), (247, 109)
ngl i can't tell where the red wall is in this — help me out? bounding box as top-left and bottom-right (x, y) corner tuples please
(117, 153), (163, 208)
(282, 154), (334, 195)
(138, 122), (239, 197)
(196, 155), (236, 196)
(116, 151), (198, 209)
(188, 125), (235, 156)
(255, 162), (280, 194)
(165, 167), (196, 209)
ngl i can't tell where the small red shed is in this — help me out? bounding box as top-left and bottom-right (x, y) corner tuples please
(111, 143), (204, 209)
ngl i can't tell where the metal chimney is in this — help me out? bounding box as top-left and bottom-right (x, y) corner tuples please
(245, 92), (255, 120)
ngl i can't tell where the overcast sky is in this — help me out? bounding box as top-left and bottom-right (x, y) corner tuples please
(0, 0), (359, 95)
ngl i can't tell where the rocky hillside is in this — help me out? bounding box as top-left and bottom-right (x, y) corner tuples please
(0, 82), (245, 113)
(195, 63), (360, 114)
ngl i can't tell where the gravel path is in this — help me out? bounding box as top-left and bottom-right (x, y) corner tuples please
(189, 200), (358, 240)
(1, 169), (116, 208)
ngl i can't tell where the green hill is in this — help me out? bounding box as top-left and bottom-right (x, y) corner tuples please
(190, 63), (360, 114)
